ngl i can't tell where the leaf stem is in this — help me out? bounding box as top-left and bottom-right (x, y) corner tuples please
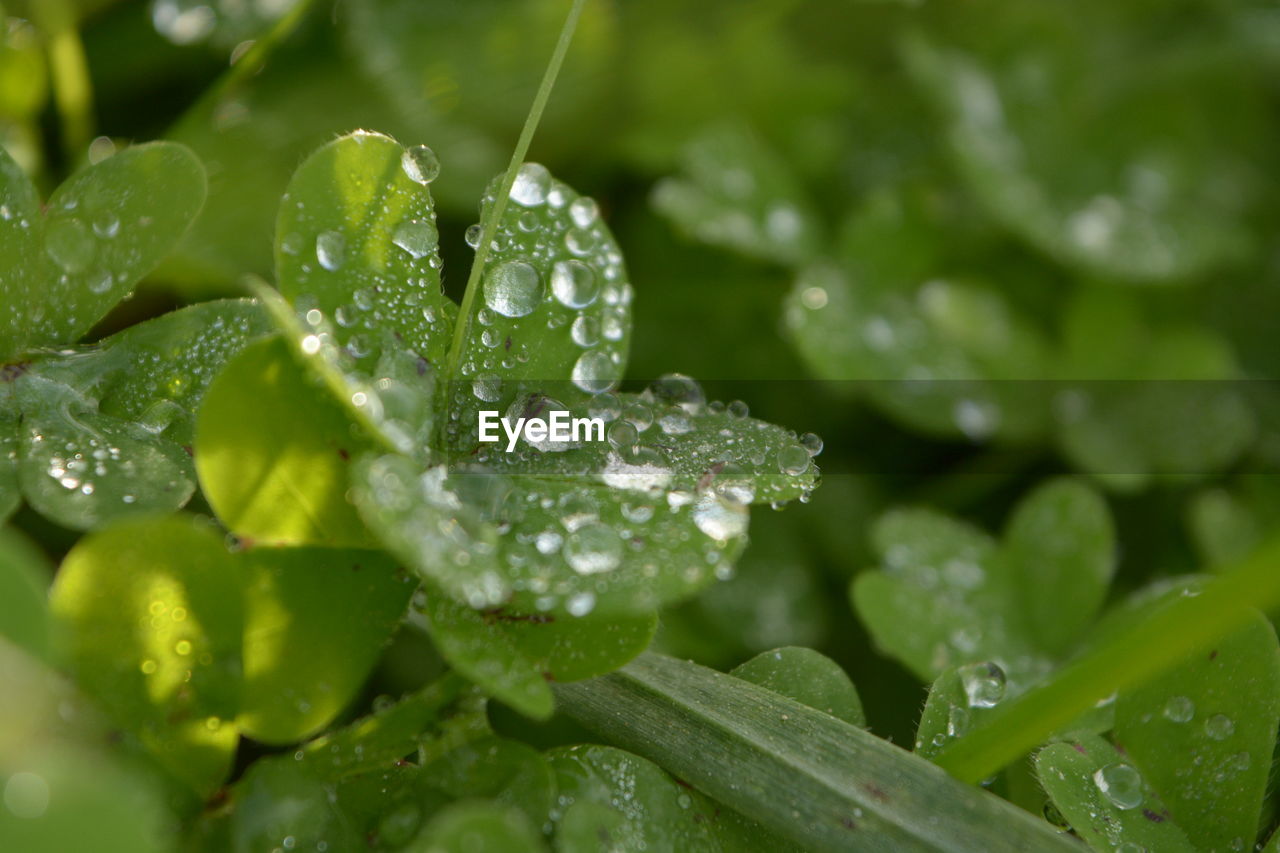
(443, 0), (588, 388)
(933, 533), (1280, 783)
(31, 0), (93, 164)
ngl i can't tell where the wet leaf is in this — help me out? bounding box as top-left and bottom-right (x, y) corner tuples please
(0, 142), (206, 359)
(409, 800), (546, 852)
(1113, 609), (1280, 852)
(557, 653), (1080, 852)
(48, 515), (243, 795)
(195, 336), (375, 547)
(1036, 734), (1196, 853)
(905, 31), (1252, 282)
(276, 131), (455, 373)
(0, 527), (51, 660)
(17, 380), (195, 530)
(853, 479), (1116, 691)
(91, 298), (273, 446)
(730, 647), (864, 727)
(652, 123), (822, 266)
(237, 548), (413, 744)
(445, 163), (632, 452)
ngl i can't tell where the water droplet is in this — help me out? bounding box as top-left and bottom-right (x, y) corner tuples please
(91, 214), (120, 239)
(483, 261), (543, 317)
(510, 162), (551, 206)
(46, 217), (95, 273)
(958, 661), (1006, 708)
(648, 374), (705, 413)
(800, 432), (823, 456)
(571, 350), (619, 393)
(727, 400), (749, 418)
(693, 493), (748, 541)
(1162, 696), (1195, 723)
(564, 523), (622, 575)
(1093, 763), (1144, 810)
(565, 227), (597, 255)
(465, 223), (483, 248)
(1205, 714), (1235, 741)
(569, 196), (599, 228)
(550, 259), (600, 308)
(87, 270), (113, 294)
(608, 420), (638, 449)
(316, 230), (346, 271)
(401, 145), (440, 184)
(571, 315), (601, 347)
(391, 219), (437, 259)
(566, 592), (596, 617)
(3, 771), (50, 819)
(777, 444), (810, 476)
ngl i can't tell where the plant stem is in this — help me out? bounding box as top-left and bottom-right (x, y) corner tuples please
(32, 0), (93, 164)
(934, 533), (1280, 783)
(442, 0), (588, 388)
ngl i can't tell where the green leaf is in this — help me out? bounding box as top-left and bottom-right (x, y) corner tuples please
(0, 142), (207, 359)
(1113, 610), (1280, 851)
(852, 507), (1049, 687)
(652, 123), (822, 266)
(731, 647), (864, 727)
(418, 593), (555, 721)
(409, 800), (547, 853)
(0, 409), (18, 523)
(0, 528), (50, 660)
(238, 547), (413, 744)
(547, 745), (727, 852)
(48, 515), (243, 795)
(915, 665), (1009, 762)
(275, 130), (456, 374)
(91, 298), (273, 446)
(556, 653), (1079, 852)
(1003, 478), (1115, 656)
(17, 379), (195, 530)
(195, 336), (375, 547)
(1036, 734), (1196, 853)
(853, 480), (1115, 688)
(445, 162), (632, 450)
(904, 32), (1251, 282)
(421, 735), (556, 821)
(782, 190), (1051, 441)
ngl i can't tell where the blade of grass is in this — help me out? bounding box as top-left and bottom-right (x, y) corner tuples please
(556, 652), (1079, 852)
(442, 0), (588, 387)
(934, 533), (1280, 783)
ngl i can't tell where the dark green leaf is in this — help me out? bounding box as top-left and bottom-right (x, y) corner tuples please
(731, 647), (864, 727)
(0, 528), (50, 660)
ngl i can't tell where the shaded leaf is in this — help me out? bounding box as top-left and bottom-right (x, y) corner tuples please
(49, 515), (243, 794)
(409, 800), (546, 853)
(195, 336), (375, 547)
(0, 527), (50, 660)
(731, 647), (864, 727)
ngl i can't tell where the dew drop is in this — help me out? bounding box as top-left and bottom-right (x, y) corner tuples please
(483, 261), (543, 317)
(568, 196), (599, 228)
(465, 223), (483, 248)
(391, 219), (437, 259)
(316, 230), (346, 271)
(550, 259), (600, 308)
(564, 523), (622, 575)
(958, 661), (1006, 708)
(571, 350), (619, 394)
(401, 145), (440, 184)
(693, 493), (748, 541)
(1205, 714), (1235, 741)
(776, 444), (810, 476)
(571, 315), (601, 347)
(1162, 695), (1195, 723)
(510, 162), (551, 207)
(1092, 763), (1144, 810)
(46, 217), (95, 273)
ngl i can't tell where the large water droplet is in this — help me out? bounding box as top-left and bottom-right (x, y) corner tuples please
(510, 163), (551, 207)
(46, 218), (95, 273)
(693, 493), (748, 541)
(1162, 695), (1195, 723)
(401, 145), (440, 184)
(391, 219), (437, 259)
(483, 261), (543, 317)
(776, 444), (810, 476)
(564, 523), (622, 575)
(648, 374), (705, 413)
(1092, 763), (1144, 810)
(550, 259), (600, 308)
(958, 661), (1006, 708)
(568, 196), (599, 228)
(1205, 714), (1235, 741)
(571, 350), (620, 393)
(316, 231), (346, 271)
(571, 315), (600, 348)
